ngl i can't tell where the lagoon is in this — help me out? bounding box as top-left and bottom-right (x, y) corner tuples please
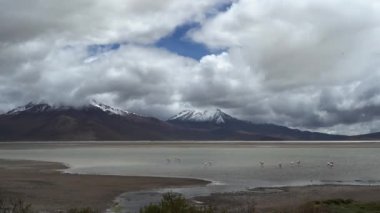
(1, 142), (380, 212)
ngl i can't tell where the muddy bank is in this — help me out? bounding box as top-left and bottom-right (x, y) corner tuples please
(0, 159), (209, 212)
(195, 185), (380, 212)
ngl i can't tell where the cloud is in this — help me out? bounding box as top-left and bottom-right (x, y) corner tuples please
(191, 0), (380, 88)
(181, 50), (263, 108)
(187, 0), (380, 134)
(0, 0), (228, 116)
(1, 0), (380, 135)
(0, 42), (198, 117)
(0, 0), (228, 45)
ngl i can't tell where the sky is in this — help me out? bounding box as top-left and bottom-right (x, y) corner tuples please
(1, 0), (380, 135)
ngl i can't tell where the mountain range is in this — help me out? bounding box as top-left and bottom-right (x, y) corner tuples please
(0, 101), (378, 141)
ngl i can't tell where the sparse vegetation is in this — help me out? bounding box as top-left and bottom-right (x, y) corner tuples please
(0, 197), (33, 213)
(0, 195), (98, 213)
(297, 199), (380, 213)
(67, 207), (99, 213)
(139, 192), (256, 213)
(139, 192), (216, 213)
(3, 193), (380, 213)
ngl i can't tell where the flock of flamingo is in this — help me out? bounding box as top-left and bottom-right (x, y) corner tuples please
(260, 160), (334, 168)
(165, 158), (335, 168)
(166, 158), (213, 167)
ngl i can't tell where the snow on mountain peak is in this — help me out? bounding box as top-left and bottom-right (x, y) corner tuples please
(168, 108), (233, 124)
(6, 102), (54, 115)
(89, 100), (130, 116)
(4, 101), (132, 117)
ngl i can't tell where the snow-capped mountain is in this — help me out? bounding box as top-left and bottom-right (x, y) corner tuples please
(168, 109), (235, 124)
(5, 100), (132, 117)
(89, 100), (131, 116)
(0, 101), (176, 141)
(0, 102), (351, 141)
(5, 102), (71, 115)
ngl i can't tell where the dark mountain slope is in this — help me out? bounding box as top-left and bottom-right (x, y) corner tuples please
(0, 102), (179, 141)
(0, 103), (366, 141)
(168, 109), (347, 140)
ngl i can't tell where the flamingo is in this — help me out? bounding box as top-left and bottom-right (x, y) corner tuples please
(278, 163), (282, 169)
(166, 158), (171, 164)
(259, 161), (264, 167)
(327, 161), (334, 168)
(203, 161), (212, 167)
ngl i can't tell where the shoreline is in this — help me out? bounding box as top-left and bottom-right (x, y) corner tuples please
(1, 141), (380, 149)
(2, 158), (380, 212)
(0, 159), (210, 212)
(2, 143), (380, 212)
(195, 184), (380, 212)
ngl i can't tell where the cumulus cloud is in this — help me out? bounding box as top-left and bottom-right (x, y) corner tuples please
(181, 50), (263, 109)
(0, 0), (227, 116)
(0, 42), (198, 118)
(0, 0), (227, 45)
(188, 0), (380, 134)
(191, 0), (380, 87)
(1, 0), (380, 134)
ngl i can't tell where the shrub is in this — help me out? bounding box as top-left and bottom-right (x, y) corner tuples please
(0, 195), (98, 213)
(297, 199), (380, 213)
(140, 192), (215, 213)
(67, 207), (98, 213)
(0, 198), (33, 213)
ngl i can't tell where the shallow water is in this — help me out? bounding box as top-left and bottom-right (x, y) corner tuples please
(1, 143), (380, 212)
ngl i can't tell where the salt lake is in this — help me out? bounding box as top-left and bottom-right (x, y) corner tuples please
(1, 142), (379, 212)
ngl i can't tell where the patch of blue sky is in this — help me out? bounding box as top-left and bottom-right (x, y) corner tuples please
(155, 23), (211, 60)
(84, 1), (235, 60)
(207, 0), (235, 17)
(154, 1), (234, 60)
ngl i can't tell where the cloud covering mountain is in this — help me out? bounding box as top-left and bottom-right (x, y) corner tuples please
(1, 0), (380, 135)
